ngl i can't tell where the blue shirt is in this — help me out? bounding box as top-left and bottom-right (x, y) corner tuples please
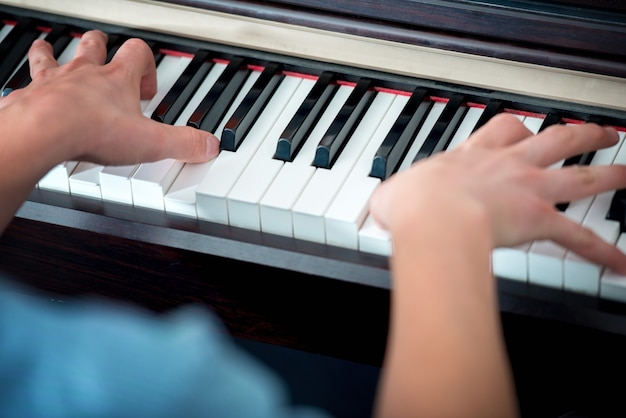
(0, 277), (332, 418)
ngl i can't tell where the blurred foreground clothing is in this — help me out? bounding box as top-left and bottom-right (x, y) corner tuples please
(0, 276), (331, 418)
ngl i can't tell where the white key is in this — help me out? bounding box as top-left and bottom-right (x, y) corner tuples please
(130, 158), (185, 210)
(528, 130), (624, 291)
(164, 161), (215, 217)
(134, 63), (260, 211)
(325, 178), (380, 249)
(324, 91), (403, 249)
(396, 100), (447, 172)
(600, 234), (626, 302)
(357, 99), (479, 254)
(162, 62), (229, 217)
(227, 77), (323, 230)
(358, 215), (392, 256)
(351, 100), (446, 250)
(258, 84), (356, 236)
(55, 35), (82, 64)
(37, 37), (82, 192)
(446, 105), (484, 150)
(6, 30), (47, 84)
(100, 54), (192, 205)
(0, 23), (13, 44)
(68, 162), (104, 199)
(521, 114), (545, 135)
(291, 92), (429, 243)
(563, 132), (626, 295)
(195, 75), (304, 224)
(38, 161), (80, 193)
(563, 191), (620, 295)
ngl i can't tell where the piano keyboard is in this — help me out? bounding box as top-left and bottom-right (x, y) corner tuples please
(4, 10), (626, 304)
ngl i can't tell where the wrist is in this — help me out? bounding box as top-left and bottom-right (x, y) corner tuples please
(389, 192), (494, 250)
(0, 96), (72, 179)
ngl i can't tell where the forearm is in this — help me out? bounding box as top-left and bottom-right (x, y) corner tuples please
(374, 204), (518, 418)
(0, 103), (66, 233)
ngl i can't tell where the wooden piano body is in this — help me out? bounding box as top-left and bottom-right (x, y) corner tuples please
(2, 0), (626, 413)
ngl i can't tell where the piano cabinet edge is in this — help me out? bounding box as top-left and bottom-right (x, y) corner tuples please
(0, 212), (393, 365)
(5, 217), (626, 416)
(2, 197), (626, 364)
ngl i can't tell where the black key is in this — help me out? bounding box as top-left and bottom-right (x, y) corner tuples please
(0, 18), (40, 92)
(564, 116), (601, 168)
(538, 112), (561, 131)
(2, 24), (72, 95)
(148, 42), (165, 67)
(472, 100), (503, 132)
(557, 118), (598, 211)
(607, 188), (626, 232)
(221, 62), (284, 151)
(562, 149), (596, 168)
(46, 25), (74, 57)
(105, 34), (127, 63)
(274, 71), (338, 162)
(556, 146), (596, 212)
(110, 39), (162, 67)
(412, 94), (467, 162)
(313, 78), (376, 169)
(370, 87), (430, 180)
(187, 56), (249, 132)
(151, 50), (214, 125)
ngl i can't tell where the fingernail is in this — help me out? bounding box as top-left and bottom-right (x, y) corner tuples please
(605, 127), (619, 142)
(205, 134), (220, 159)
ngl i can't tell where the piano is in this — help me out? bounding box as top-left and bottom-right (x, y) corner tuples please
(2, 0), (626, 413)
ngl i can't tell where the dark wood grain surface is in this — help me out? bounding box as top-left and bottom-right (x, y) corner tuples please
(0, 214), (391, 365)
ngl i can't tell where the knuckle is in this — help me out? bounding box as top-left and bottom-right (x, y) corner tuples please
(574, 224), (596, 248)
(573, 164), (596, 186)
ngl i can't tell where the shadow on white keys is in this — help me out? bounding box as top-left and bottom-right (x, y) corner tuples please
(258, 83), (354, 236)
(142, 59), (261, 213)
(195, 74), (311, 224)
(98, 53), (193, 206)
(357, 99), (484, 256)
(226, 75), (340, 231)
(322, 91), (407, 248)
(162, 61), (230, 217)
(563, 130), (626, 297)
(526, 130), (625, 295)
(149, 58), (260, 213)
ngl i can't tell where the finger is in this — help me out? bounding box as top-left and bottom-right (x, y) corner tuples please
(369, 182), (392, 231)
(548, 214), (626, 275)
(152, 124), (220, 163)
(111, 120), (220, 164)
(72, 30), (108, 65)
(541, 164), (626, 204)
(108, 38), (157, 100)
(28, 38), (57, 79)
(514, 123), (619, 167)
(463, 113), (532, 148)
